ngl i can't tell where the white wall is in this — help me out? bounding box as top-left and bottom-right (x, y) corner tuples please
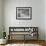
(0, 0), (2, 29)
(3, 0), (45, 40)
(0, 0), (3, 38)
(32, 0), (45, 40)
(45, 0), (46, 40)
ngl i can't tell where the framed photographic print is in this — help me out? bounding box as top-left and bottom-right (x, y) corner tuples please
(16, 7), (32, 20)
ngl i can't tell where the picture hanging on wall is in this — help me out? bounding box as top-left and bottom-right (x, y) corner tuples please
(16, 7), (32, 20)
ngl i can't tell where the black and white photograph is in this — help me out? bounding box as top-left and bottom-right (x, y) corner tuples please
(16, 7), (32, 20)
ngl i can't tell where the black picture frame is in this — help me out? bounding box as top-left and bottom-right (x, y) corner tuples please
(16, 7), (32, 20)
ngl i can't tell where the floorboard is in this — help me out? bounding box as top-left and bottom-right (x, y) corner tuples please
(0, 40), (46, 46)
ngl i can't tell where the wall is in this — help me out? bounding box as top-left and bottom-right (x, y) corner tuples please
(0, 0), (3, 38)
(45, 0), (46, 40)
(32, 0), (45, 40)
(3, 0), (45, 40)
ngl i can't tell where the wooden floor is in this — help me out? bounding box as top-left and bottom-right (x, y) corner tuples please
(8, 40), (46, 46)
(0, 40), (46, 46)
